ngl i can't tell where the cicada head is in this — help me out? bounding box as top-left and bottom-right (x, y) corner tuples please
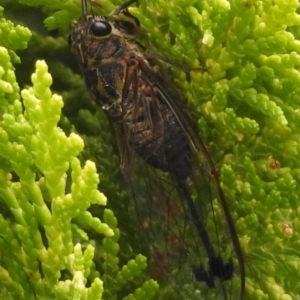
(69, 15), (129, 69)
(69, 15), (127, 69)
(68, 1), (140, 70)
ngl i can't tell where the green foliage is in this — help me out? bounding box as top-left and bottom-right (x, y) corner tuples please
(130, 2), (300, 296)
(1, 0), (300, 299)
(0, 4), (158, 299)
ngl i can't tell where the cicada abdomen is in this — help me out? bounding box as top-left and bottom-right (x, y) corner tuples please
(69, 0), (245, 299)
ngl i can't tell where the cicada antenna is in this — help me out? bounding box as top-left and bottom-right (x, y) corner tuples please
(81, 0), (88, 16)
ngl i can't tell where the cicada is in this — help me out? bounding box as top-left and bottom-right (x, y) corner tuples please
(69, 0), (245, 299)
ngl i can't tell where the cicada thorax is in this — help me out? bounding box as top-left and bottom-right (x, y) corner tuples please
(123, 83), (193, 181)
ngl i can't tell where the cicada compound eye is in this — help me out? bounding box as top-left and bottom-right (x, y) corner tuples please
(89, 20), (112, 36)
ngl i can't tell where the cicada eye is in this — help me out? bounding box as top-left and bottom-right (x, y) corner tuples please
(89, 21), (112, 36)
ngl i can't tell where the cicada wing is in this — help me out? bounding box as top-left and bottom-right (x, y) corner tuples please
(89, 25), (246, 296)
(115, 58), (245, 299)
(122, 153), (242, 300)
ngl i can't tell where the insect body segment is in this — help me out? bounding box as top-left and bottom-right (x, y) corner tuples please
(69, 1), (245, 299)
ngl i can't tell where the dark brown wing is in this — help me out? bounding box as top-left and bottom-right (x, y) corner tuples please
(114, 52), (245, 299)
